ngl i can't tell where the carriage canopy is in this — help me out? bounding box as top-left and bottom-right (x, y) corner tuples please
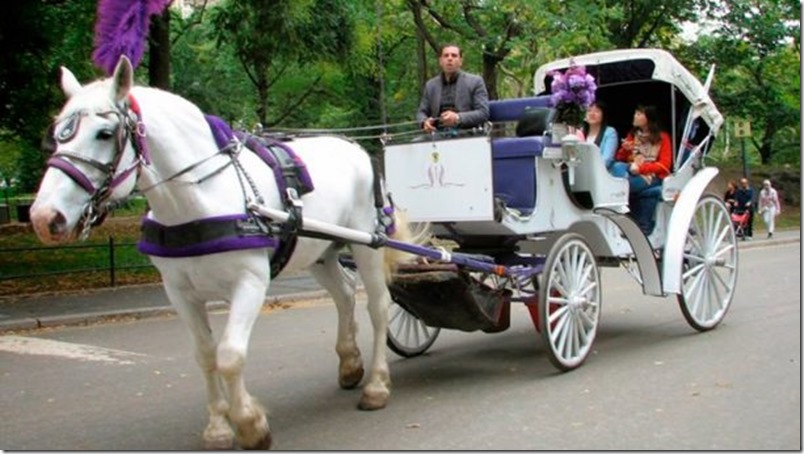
(534, 49), (723, 168)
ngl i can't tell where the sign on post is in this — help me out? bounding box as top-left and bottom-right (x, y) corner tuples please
(734, 120), (752, 138)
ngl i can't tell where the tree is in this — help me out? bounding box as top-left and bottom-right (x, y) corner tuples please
(210, 0), (354, 126)
(148, 8), (172, 90)
(0, 0), (97, 192)
(606, 0), (715, 48)
(695, 0), (801, 164)
(406, 0), (616, 100)
(406, 0), (536, 100)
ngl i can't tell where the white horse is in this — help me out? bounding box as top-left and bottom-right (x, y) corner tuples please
(30, 55), (417, 450)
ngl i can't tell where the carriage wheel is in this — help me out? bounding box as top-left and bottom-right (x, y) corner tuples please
(677, 195), (738, 331)
(539, 233), (601, 371)
(386, 297), (440, 358)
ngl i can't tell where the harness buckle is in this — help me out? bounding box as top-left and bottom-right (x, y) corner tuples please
(286, 187), (303, 208)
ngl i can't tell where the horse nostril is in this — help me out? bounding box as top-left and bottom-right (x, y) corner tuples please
(49, 211), (67, 235)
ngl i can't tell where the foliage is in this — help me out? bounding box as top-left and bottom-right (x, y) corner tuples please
(605, 0), (715, 48)
(0, 0), (97, 192)
(209, 0), (354, 126)
(0, 0), (799, 184)
(691, 0), (801, 165)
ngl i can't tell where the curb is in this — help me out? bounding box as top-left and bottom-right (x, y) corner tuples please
(0, 289), (331, 334)
(737, 236), (800, 250)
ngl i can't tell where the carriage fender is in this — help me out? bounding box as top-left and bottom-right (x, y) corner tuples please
(662, 167), (719, 294)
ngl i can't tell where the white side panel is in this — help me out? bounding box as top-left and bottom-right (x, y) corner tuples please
(384, 137), (494, 222)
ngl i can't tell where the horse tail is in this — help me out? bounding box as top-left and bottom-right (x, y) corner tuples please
(382, 210), (430, 284)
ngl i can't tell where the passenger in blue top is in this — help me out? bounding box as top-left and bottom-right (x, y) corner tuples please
(582, 100), (618, 170)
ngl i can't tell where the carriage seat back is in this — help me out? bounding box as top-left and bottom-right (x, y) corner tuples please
(486, 97), (554, 216)
(491, 137), (544, 215)
(489, 96), (552, 123)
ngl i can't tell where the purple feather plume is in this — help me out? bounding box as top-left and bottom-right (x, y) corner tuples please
(92, 0), (173, 75)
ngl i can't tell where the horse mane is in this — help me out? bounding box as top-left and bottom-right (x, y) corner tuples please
(93, 0), (173, 75)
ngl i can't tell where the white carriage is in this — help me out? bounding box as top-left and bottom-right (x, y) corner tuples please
(381, 49), (736, 370)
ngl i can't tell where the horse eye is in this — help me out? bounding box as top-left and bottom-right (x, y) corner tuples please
(96, 129), (115, 140)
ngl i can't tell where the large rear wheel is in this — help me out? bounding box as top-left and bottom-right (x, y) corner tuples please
(677, 195), (738, 331)
(539, 233), (601, 371)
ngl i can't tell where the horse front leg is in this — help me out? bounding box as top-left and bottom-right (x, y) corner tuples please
(163, 285), (235, 450)
(216, 277), (272, 450)
(351, 246), (392, 411)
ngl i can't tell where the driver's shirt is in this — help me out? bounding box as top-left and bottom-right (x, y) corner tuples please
(438, 72), (459, 115)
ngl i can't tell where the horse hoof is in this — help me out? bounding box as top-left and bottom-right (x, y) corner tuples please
(358, 390), (389, 411)
(203, 436), (235, 450)
(242, 432), (272, 450)
(339, 366), (364, 389)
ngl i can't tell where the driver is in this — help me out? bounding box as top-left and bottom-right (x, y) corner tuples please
(416, 44), (489, 133)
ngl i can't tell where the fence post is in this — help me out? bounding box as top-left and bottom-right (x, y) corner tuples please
(109, 236), (116, 287)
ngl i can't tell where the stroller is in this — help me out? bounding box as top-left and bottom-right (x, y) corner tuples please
(731, 210), (750, 239)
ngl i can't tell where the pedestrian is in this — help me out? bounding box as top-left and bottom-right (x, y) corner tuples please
(758, 179), (782, 238)
(724, 180), (738, 213)
(734, 177), (755, 240)
(416, 43), (490, 134)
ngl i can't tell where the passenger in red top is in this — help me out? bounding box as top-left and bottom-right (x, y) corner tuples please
(611, 105), (673, 234)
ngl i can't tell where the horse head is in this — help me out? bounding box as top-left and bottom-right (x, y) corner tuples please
(31, 55), (147, 244)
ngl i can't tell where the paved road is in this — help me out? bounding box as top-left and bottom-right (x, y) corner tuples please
(0, 229), (798, 333)
(0, 237), (800, 450)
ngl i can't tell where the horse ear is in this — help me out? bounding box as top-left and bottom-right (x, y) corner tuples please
(60, 67), (82, 98)
(111, 55), (134, 103)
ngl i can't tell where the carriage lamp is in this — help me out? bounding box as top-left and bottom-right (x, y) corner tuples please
(561, 136), (581, 186)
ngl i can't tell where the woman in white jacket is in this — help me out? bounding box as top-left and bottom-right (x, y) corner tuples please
(758, 179), (782, 238)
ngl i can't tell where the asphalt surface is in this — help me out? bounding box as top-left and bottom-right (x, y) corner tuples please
(0, 229), (798, 333)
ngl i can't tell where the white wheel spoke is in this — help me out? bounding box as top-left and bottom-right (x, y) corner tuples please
(548, 304), (571, 331)
(684, 253), (706, 263)
(550, 274), (570, 298)
(682, 262), (706, 280)
(578, 277), (598, 299)
(684, 264), (706, 298)
(552, 309), (570, 352)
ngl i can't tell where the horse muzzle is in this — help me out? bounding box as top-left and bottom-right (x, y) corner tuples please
(30, 204), (75, 244)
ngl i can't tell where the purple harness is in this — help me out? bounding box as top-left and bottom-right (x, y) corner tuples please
(137, 115), (314, 277)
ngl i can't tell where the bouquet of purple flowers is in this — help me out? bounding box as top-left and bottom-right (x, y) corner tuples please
(549, 62), (597, 126)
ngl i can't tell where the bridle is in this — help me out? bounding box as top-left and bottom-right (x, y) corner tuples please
(46, 95), (151, 240)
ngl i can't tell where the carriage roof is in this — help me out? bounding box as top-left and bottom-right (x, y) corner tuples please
(533, 48), (724, 134)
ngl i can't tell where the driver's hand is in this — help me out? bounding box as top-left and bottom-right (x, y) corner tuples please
(439, 111), (459, 127)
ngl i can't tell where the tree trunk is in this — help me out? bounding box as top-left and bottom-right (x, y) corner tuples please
(148, 10), (171, 90)
(482, 54), (501, 101)
(758, 139), (773, 165)
(256, 74), (269, 127)
(415, 16), (428, 94)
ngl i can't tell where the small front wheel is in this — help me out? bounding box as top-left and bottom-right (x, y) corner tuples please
(386, 298), (440, 357)
(677, 195), (738, 331)
(539, 233), (601, 371)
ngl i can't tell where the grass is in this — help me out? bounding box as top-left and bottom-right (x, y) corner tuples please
(0, 198), (159, 297)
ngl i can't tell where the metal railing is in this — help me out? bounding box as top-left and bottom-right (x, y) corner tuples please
(0, 237), (155, 287)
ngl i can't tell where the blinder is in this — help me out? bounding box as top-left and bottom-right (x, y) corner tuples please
(43, 97), (148, 239)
